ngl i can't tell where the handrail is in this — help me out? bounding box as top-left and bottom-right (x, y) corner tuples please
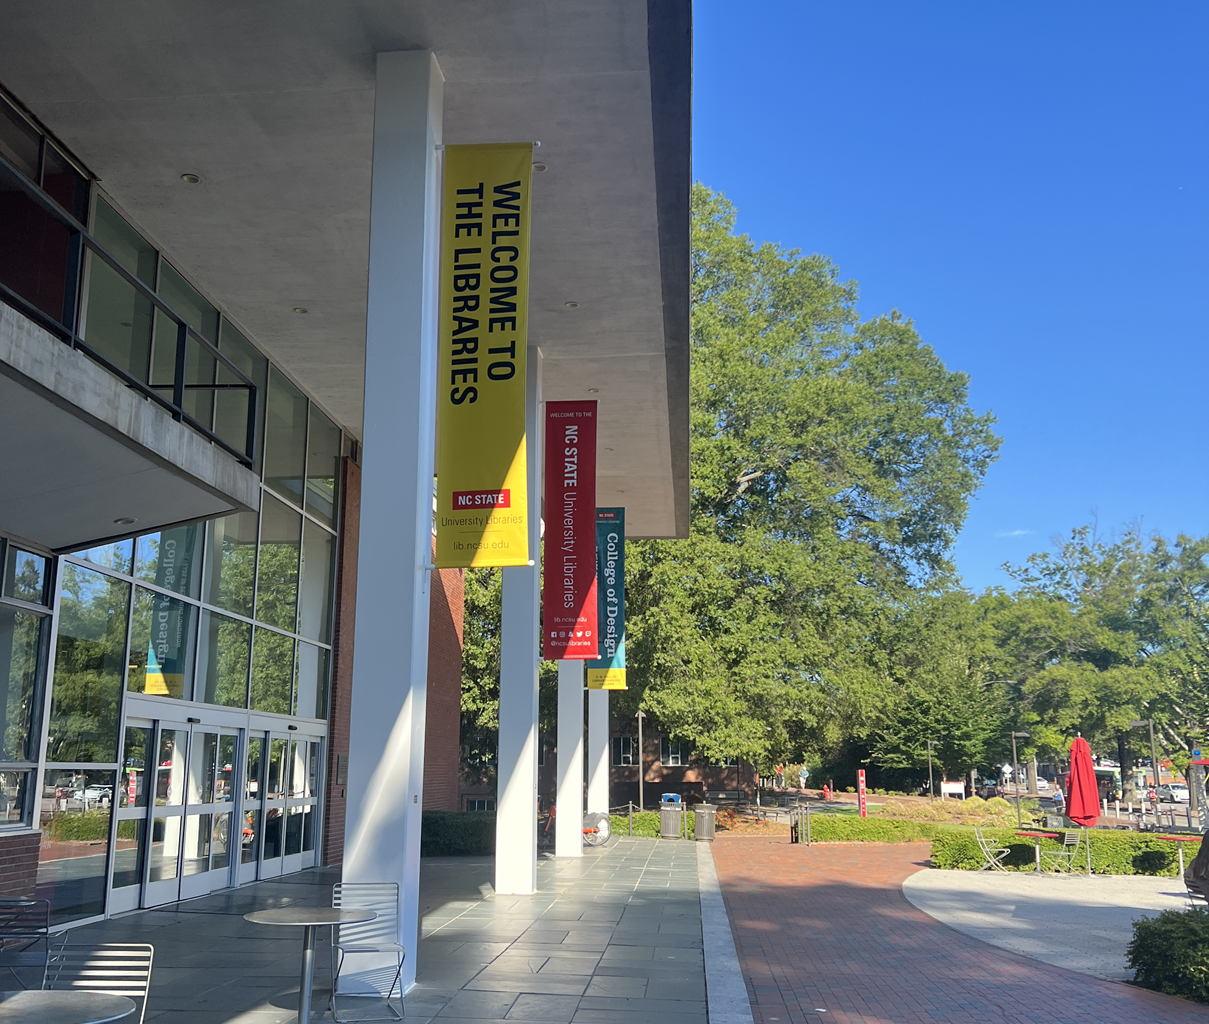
(0, 151), (258, 466)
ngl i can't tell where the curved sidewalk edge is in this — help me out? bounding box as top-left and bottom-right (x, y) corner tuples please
(697, 842), (755, 1024)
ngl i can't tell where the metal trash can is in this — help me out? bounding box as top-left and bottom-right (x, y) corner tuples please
(660, 806), (683, 839)
(694, 803), (716, 842)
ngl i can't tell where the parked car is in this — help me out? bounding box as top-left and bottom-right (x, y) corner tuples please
(1158, 784), (1190, 803)
(1035, 777), (1051, 791)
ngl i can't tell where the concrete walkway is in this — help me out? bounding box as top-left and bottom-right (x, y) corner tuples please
(68, 837), (708, 1023)
(902, 868), (1192, 980)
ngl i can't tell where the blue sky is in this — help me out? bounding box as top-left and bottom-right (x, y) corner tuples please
(692, 2), (1208, 591)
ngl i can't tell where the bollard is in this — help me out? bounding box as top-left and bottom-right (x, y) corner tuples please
(628, 801), (633, 836)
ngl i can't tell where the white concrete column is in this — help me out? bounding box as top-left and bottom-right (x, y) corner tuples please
(586, 689), (610, 814)
(495, 346), (543, 895)
(342, 50), (443, 995)
(556, 660), (585, 856)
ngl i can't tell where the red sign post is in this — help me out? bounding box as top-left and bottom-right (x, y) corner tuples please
(542, 401), (598, 659)
(858, 769), (868, 818)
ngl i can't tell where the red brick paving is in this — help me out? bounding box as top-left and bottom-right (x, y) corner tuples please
(712, 836), (1209, 1024)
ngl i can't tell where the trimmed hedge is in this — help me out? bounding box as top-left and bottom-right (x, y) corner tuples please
(931, 827), (1183, 876)
(806, 815), (940, 843)
(45, 810), (110, 842)
(421, 810), (495, 856)
(1128, 908), (1209, 1002)
(609, 810), (695, 839)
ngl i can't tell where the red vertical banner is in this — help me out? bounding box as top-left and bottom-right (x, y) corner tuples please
(858, 769), (868, 818)
(543, 401), (598, 659)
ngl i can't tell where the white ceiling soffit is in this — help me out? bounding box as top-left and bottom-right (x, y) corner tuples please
(0, 0), (690, 538)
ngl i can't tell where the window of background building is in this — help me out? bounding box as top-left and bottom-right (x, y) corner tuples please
(612, 736), (638, 767)
(0, 538), (52, 829)
(660, 737), (690, 767)
(466, 799), (495, 812)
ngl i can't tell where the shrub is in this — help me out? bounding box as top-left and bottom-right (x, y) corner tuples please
(421, 810), (495, 856)
(1128, 908), (1209, 1002)
(984, 797), (1013, 812)
(45, 810), (110, 842)
(930, 827), (1184, 876)
(609, 809), (695, 839)
(806, 815), (939, 843)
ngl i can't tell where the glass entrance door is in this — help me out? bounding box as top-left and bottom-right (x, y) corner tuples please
(144, 722), (189, 907)
(179, 728), (238, 899)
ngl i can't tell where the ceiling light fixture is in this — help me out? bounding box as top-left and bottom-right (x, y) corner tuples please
(180, 173), (201, 184)
(587, 388), (600, 393)
(605, 447), (614, 452)
(533, 161), (548, 173)
(113, 517), (137, 526)
(564, 301), (579, 309)
(293, 307), (309, 314)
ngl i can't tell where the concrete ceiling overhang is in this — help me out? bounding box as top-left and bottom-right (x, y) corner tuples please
(0, 0), (691, 538)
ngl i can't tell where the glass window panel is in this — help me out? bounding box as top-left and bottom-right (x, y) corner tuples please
(134, 525), (201, 597)
(241, 808), (260, 864)
(188, 732), (216, 805)
(211, 812), (231, 871)
(48, 565), (128, 764)
(182, 332), (216, 429)
(255, 495), (301, 632)
(298, 521), (335, 644)
(0, 607), (44, 762)
(155, 729), (187, 806)
(293, 643), (329, 720)
(112, 816), (145, 889)
(288, 740), (305, 798)
(41, 145), (89, 224)
(264, 366), (307, 504)
(217, 734), (236, 803)
(307, 742), (319, 799)
(119, 725), (152, 809)
(149, 307), (178, 403)
(3, 547), (49, 604)
(148, 815), (180, 882)
(266, 738), (287, 799)
(250, 629), (292, 714)
(285, 805), (303, 856)
(305, 406), (340, 528)
(0, 100), (40, 180)
(92, 197), (157, 287)
(183, 813), (211, 875)
(81, 250), (154, 384)
(202, 511), (258, 618)
(128, 587), (196, 700)
(70, 541), (132, 575)
(196, 611), (250, 709)
(0, 771), (29, 825)
(245, 735), (263, 801)
(302, 807), (315, 853)
(216, 319), (267, 468)
(38, 769), (114, 923)
(157, 262), (218, 342)
(0, 160), (71, 321)
(263, 807), (283, 860)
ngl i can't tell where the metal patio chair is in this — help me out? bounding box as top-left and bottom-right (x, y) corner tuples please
(0, 897), (50, 991)
(330, 882), (405, 1021)
(46, 943), (154, 1024)
(1040, 830), (1083, 873)
(974, 828), (1010, 871)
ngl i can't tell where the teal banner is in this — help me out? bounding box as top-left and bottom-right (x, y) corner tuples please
(587, 508), (626, 689)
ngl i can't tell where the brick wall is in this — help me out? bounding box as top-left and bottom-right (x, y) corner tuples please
(423, 565), (465, 811)
(0, 832), (40, 897)
(322, 457), (359, 867)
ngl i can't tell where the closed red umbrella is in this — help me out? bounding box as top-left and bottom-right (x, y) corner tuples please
(1067, 737), (1099, 827)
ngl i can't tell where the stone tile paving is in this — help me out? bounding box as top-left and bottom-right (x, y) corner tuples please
(68, 837), (706, 1024)
(711, 836), (1209, 1024)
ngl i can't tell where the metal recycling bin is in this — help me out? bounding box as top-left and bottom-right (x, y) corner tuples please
(660, 806), (683, 839)
(694, 803), (716, 842)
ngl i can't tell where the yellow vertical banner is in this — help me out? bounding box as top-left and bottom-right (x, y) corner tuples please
(435, 143), (533, 568)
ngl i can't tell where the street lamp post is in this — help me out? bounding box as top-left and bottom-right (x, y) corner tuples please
(635, 710), (646, 811)
(926, 740), (937, 801)
(1011, 731), (1030, 828)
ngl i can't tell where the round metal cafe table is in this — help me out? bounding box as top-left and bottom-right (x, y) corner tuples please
(0, 990), (136, 1024)
(244, 906), (376, 1023)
